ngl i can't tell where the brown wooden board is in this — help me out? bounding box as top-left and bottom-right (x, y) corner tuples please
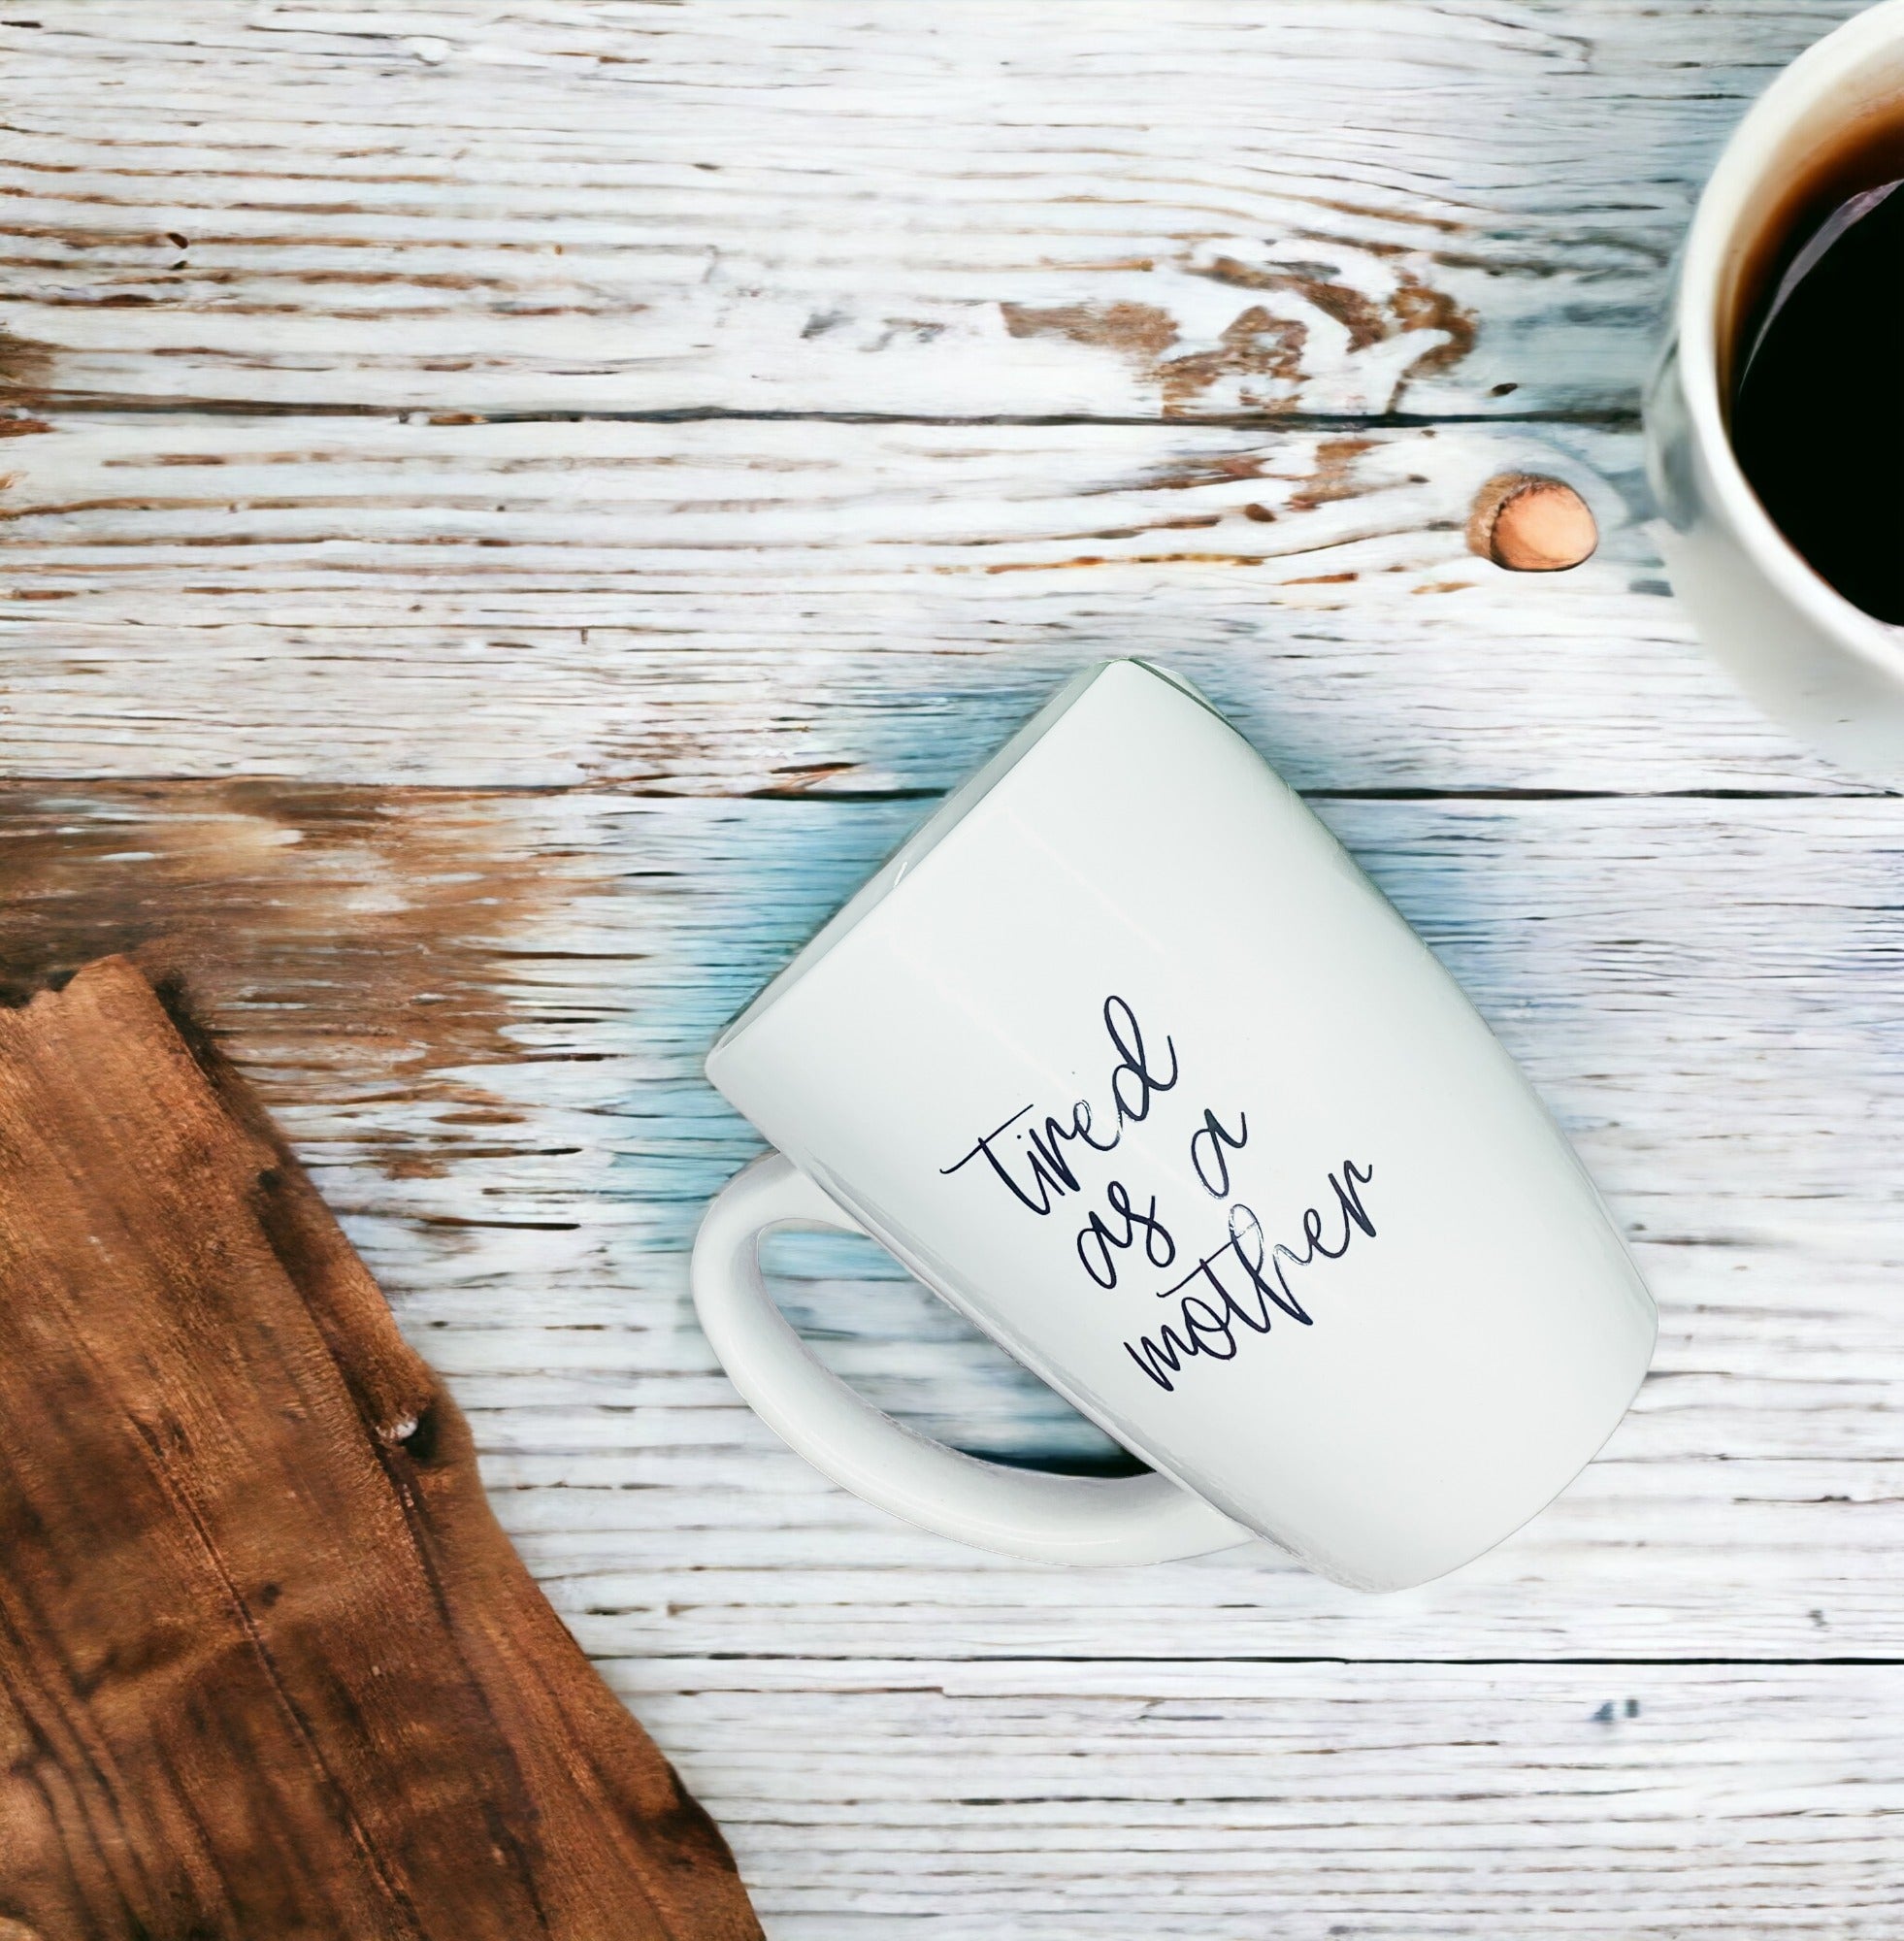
(0, 955), (763, 1941)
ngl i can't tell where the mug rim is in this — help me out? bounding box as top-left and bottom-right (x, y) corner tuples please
(1673, 0), (1904, 682)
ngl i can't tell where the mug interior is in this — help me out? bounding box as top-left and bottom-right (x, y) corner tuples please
(1705, 17), (1904, 402)
(1673, 0), (1904, 655)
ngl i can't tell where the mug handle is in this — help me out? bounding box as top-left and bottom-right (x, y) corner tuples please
(692, 1152), (1254, 1565)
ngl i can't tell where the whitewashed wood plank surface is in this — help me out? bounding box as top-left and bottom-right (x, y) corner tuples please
(0, 412), (1860, 792)
(0, 1), (1866, 419)
(620, 1662), (1904, 1938)
(7, 4), (1904, 1931)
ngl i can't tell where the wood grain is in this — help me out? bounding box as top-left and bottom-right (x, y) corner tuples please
(0, 2), (1867, 419)
(626, 1661), (1904, 1939)
(0, 957), (761, 1940)
(0, 413), (1857, 793)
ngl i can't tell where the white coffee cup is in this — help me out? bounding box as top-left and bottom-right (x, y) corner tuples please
(694, 661), (1656, 1592)
(1646, 0), (1904, 778)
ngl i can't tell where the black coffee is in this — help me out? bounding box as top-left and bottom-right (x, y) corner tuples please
(1731, 133), (1904, 624)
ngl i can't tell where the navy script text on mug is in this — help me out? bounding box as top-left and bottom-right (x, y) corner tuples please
(938, 997), (1379, 1393)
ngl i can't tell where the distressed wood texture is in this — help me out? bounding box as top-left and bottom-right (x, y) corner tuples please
(623, 1661), (1904, 1941)
(0, 412), (1864, 793)
(6, 4), (1904, 1935)
(0, 1), (1869, 420)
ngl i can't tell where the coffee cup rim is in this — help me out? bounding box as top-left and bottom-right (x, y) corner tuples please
(1674, 0), (1904, 675)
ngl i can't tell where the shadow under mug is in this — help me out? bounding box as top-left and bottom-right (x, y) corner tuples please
(693, 660), (1656, 1592)
(1646, 0), (1904, 780)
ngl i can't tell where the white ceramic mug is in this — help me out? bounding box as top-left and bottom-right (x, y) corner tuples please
(1646, 0), (1904, 779)
(694, 661), (1656, 1592)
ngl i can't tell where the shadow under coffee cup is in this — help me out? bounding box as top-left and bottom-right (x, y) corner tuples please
(1647, 0), (1904, 779)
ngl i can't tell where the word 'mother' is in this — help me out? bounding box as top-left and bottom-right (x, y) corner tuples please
(1124, 1163), (1376, 1393)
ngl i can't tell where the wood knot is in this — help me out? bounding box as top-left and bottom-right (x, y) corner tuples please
(1466, 473), (1597, 572)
